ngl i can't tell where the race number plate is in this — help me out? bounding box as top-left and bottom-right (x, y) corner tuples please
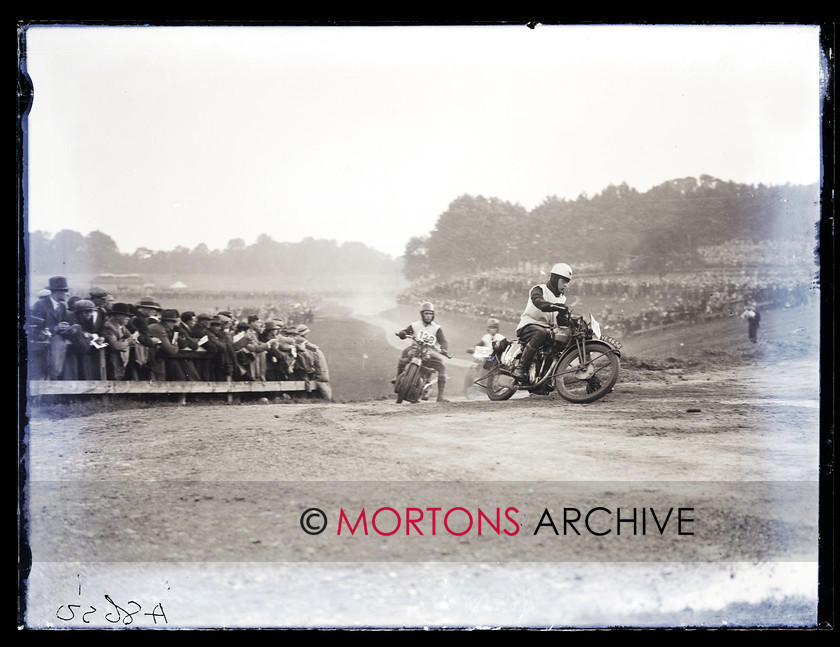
(416, 330), (437, 346)
(600, 335), (622, 349)
(472, 345), (492, 359)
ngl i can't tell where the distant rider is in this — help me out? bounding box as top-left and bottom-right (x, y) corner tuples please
(464, 317), (507, 397)
(513, 263), (573, 383)
(477, 318), (506, 351)
(394, 301), (451, 402)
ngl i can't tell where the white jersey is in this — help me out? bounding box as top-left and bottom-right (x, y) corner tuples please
(410, 320), (442, 349)
(516, 284), (566, 332)
(480, 332), (506, 347)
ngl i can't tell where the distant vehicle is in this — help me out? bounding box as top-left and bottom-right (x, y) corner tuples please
(91, 273), (145, 291)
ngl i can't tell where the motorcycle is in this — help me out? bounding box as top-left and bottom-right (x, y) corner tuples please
(393, 332), (450, 404)
(463, 341), (504, 399)
(476, 310), (621, 404)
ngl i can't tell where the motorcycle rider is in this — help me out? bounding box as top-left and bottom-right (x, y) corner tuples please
(478, 318), (506, 350)
(464, 317), (507, 398)
(513, 263), (573, 383)
(394, 301), (452, 402)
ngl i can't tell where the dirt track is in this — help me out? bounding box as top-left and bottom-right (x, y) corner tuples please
(21, 298), (823, 628)
(26, 358), (818, 484)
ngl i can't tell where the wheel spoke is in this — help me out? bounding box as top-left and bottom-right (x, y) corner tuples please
(554, 346), (620, 403)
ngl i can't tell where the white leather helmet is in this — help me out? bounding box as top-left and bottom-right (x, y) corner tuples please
(419, 301), (435, 313)
(550, 263), (573, 280)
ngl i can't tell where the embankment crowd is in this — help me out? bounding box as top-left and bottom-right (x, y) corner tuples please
(399, 267), (816, 336)
(27, 276), (331, 399)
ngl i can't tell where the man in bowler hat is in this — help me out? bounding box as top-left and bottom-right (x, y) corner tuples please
(64, 299), (106, 380)
(126, 296), (163, 380)
(29, 276), (73, 379)
(101, 303), (136, 380)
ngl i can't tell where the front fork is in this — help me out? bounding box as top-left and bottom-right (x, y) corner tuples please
(413, 357), (438, 390)
(574, 335), (588, 364)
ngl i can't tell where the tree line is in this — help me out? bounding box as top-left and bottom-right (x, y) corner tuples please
(402, 176), (820, 279)
(25, 232), (398, 280)
(25, 175), (820, 283)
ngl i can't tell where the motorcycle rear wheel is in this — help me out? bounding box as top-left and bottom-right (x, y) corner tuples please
(485, 371), (517, 401)
(554, 345), (620, 403)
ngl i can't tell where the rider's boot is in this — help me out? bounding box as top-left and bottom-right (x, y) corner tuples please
(513, 344), (538, 383)
(436, 376), (449, 403)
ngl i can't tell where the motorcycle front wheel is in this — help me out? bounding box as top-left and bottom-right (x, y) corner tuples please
(396, 363), (420, 404)
(406, 368), (428, 403)
(485, 371), (517, 401)
(554, 345), (620, 404)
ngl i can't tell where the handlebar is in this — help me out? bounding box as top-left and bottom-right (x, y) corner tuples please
(395, 332), (451, 358)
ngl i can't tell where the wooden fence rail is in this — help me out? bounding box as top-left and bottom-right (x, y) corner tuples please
(26, 341), (314, 404)
(28, 378), (309, 404)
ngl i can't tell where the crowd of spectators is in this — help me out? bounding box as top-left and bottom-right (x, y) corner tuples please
(398, 262), (816, 337)
(110, 288), (317, 329)
(695, 237), (818, 269)
(27, 277), (330, 399)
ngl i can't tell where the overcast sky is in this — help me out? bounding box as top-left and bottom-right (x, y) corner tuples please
(21, 23), (825, 259)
